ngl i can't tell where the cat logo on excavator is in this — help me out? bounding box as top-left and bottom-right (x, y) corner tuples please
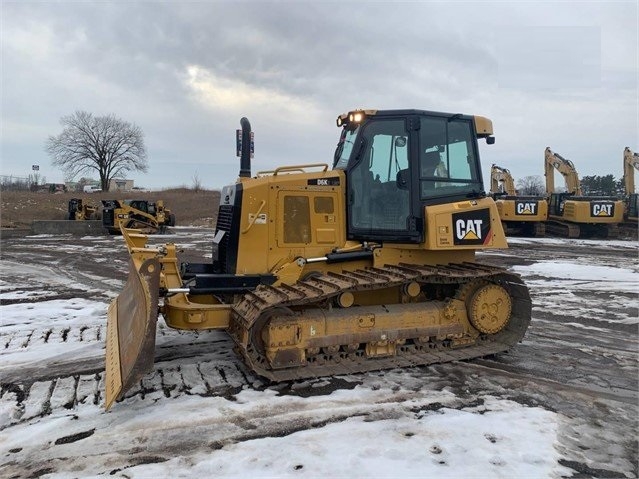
(515, 201), (538, 215)
(591, 202), (615, 217)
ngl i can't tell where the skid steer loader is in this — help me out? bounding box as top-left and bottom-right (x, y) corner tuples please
(105, 109), (532, 409)
(68, 198), (97, 220)
(102, 199), (176, 235)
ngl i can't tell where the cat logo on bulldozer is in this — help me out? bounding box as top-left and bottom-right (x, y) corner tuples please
(452, 209), (491, 245)
(515, 201), (538, 215)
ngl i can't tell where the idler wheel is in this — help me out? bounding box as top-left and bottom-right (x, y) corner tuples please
(467, 284), (512, 334)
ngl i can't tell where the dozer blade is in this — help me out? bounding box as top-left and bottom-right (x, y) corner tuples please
(105, 256), (161, 410)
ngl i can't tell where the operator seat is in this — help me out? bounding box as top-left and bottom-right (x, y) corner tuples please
(421, 150), (442, 177)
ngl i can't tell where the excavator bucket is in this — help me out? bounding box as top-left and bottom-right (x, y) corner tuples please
(105, 255), (161, 410)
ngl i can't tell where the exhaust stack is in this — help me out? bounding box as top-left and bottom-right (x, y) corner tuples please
(239, 117), (252, 178)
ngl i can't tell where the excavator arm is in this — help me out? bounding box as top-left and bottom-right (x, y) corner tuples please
(544, 147), (582, 195)
(623, 147), (639, 195)
(490, 164), (516, 195)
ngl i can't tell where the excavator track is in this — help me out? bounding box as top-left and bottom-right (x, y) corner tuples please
(545, 219), (619, 239)
(533, 221), (546, 237)
(229, 262), (531, 382)
(545, 219), (581, 238)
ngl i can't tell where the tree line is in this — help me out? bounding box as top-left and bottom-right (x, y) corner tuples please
(516, 175), (630, 196)
(579, 174), (626, 196)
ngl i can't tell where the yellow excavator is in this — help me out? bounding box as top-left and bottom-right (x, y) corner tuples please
(101, 199), (176, 234)
(544, 147), (623, 238)
(105, 109), (532, 409)
(622, 147), (638, 222)
(490, 164), (547, 237)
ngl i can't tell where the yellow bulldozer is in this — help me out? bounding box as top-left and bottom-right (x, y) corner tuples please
(544, 147), (623, 238)
(105, 109), (532, 409)
(490, 164), (547, 237)
(101, 199), (176, 234)
(67, 198), (97, 220)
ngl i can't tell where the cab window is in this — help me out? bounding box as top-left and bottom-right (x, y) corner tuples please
(419, 117), (481, 199)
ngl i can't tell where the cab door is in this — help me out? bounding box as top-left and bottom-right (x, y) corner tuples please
(346, 117), (420, 243)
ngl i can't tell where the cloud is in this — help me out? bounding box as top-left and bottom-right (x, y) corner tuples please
(184, 65), (318, 120)
(1, 1), (637, 188)
(497, 26), (602, 90)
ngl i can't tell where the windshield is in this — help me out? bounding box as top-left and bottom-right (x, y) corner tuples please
(333, 126), (359, 169)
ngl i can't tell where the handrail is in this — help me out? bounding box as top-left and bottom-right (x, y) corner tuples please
(257, 163), (329, 177)
(256, 168), (305, 176)
(241, 200), (267, 234)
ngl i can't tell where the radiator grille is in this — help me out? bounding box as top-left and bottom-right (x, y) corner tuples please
(102, 208), (114, 227)
(215, 205), (234, 273)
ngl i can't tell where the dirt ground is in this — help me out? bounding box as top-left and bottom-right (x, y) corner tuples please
(0, 189), (220, 228)
(0, 228), (637, 478)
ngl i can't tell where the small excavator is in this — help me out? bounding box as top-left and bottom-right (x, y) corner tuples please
(490, 164), (547, 237)
(105, 109), (532, 410)
(544, 147), (623, 238)
(101, 199), (176, 234)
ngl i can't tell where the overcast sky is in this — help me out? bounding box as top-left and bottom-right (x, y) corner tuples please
(1, 1), (637, 190)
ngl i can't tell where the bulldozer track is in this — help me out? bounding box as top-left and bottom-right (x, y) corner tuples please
(231, 262), (531, 382)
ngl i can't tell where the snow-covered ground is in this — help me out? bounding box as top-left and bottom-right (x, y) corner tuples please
(1, 231), (637, 478)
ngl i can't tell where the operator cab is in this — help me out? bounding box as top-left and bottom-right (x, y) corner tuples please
(333, 109), (493, 243)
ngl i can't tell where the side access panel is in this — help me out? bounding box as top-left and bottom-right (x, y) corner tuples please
(423, 197), (508, 250)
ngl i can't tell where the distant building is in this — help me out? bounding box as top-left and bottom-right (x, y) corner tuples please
(109, 179), (134, 192)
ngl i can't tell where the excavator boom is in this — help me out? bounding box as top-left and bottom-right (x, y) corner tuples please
(490, 164), (516, 196)
(544, 147), (582, 195)
(622, 147), (639, 222)
(623, 147), (638, 195)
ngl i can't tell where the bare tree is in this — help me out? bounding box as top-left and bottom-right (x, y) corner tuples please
(28, 172), (42, 187)
(45, 111), (148, 192)
(516, 175), (545, 196)
(192, 170), (202, 192)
